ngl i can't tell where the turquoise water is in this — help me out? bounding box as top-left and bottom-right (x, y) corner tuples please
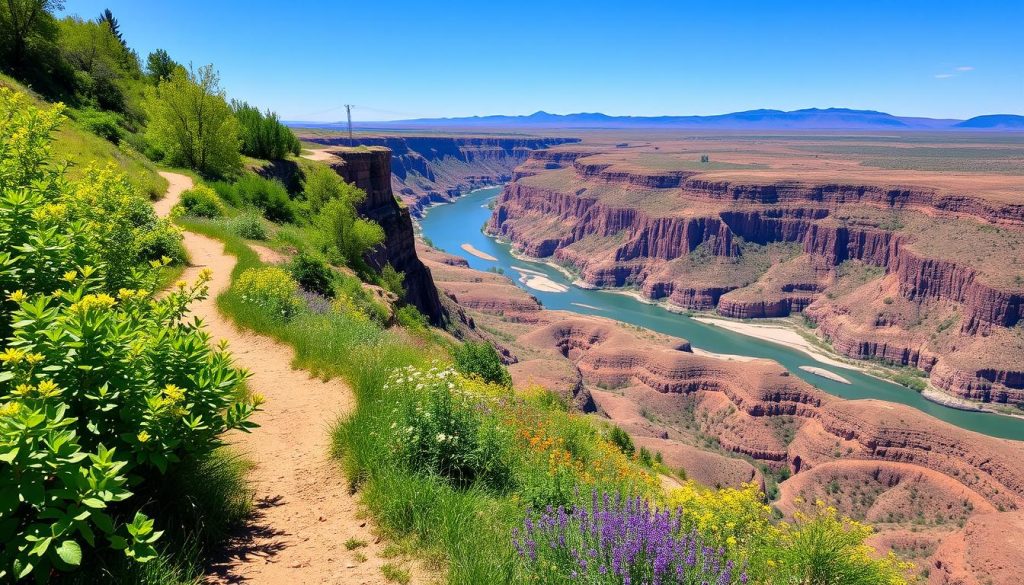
(419, 186), (1024, 440)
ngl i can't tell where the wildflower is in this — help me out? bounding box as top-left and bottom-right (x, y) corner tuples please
(62, 271), (78, 283)
(162, 384), (185, 403)
(0, 402), (22, 417)
(24, 353), (44, 365)
(137, 431), (151, 443)
(35, 380), (60, 398)
(7, 290), (27, 303)
(0, 348), (26, 364)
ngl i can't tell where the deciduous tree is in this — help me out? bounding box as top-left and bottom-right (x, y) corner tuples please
(144, 64), (241, 176)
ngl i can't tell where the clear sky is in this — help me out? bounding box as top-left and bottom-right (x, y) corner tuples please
(60, 1), (1023, 122)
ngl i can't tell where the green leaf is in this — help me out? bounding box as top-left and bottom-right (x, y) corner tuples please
(55, 540), (82, 567)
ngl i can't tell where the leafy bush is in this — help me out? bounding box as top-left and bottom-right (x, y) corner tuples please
(608, 425), (635, 457)
(178, 185), (224, 218)
(38, 164), (187, 291)
(236, 267), (303, 320)
(232, 101), (300, 160)
(0, 88), (259, 580)
(72, 107), (124, 143)
(232, 174), (294, 223)
(396, 305), (429, 331)
(226, 211), (268, 240)
(453, 341), (512, 387)
(290, 253), (335, 298)
(302, 165), (364, 213)
(314, 197), (384, 268)
(379, 263), (405, 298)
(388, 366), (515, 490)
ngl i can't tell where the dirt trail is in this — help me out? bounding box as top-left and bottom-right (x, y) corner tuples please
(156, 172), (421, 585)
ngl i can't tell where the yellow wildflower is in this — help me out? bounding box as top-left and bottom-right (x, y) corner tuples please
(0, 348), (26, 363)
(136, 431), (151, 443)
(13, 384), (33, 396)
(162, 384), (185, 403)
(35, 380), (60, 398)
(24, 353), (44, 365)
(0, 402), (22, 417)
(7, 290), (27, 303)
(62, 271), (78, 283)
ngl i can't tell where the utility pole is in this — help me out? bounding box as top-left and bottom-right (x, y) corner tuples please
(345, 104), (354, 146)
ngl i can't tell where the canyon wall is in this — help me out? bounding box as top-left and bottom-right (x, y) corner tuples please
(304, 135), (580, 215)
(489, 147), (1024, 404)
(321, 147), (445, 324)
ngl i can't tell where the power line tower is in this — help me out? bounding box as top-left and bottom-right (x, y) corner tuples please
(344, 104), (354, 146)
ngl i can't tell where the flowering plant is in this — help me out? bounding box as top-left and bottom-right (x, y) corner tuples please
(386, 365), (515, 490)
(514, 491), (747, 584)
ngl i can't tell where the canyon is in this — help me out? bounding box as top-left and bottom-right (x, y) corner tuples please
(487, 134), (1024, 407)
(420, 242), (1024, 584)
(300, 133), (579, 215)
(309, 134), (1024, 583)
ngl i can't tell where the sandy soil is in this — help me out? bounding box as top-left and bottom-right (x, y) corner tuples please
(301, 148), (341, 162)
(460, 243), (497, 261)
(799, 365), (852, 384)
(511, 266), (569, 292)
(692, 316), (860, 370)
(156, 172), (421, 585)
(690, 348), (759, 362)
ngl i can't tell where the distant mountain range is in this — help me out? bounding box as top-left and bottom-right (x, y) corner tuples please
(290, 108), (1024, 131)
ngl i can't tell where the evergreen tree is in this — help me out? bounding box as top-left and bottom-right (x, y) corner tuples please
(145, 48), (178, 82)
(98, 8), (123, 45)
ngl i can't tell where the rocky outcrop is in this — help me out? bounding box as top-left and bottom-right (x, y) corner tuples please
(321, 147), (445, 324)
(302, 135), (580, 215)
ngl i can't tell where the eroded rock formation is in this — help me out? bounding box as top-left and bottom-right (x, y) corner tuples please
(302, 135), (580, 215)
(320, 147), (445, 323)
(488, 144), (1024, 404)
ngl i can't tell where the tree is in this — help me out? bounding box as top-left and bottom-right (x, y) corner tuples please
(232, 100), (300, 160)
(144, 64), (241, 176)
(98, 7), (123, 45)
(145, 48), (177, 82)
(58, 16), (141, 113)
(0, 0), (64, 69)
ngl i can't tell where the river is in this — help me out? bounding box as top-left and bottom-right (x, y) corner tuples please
(419, 186), (1024, 440)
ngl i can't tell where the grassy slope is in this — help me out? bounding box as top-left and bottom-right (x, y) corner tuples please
(1, 73), (168, 199)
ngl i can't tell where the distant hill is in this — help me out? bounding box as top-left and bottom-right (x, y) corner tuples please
(292, 107), (1024, 132)
(954, 114), (1024, 129)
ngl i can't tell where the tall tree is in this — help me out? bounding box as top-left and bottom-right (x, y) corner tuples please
(144, 64), (241, 176)
(0, 0), (65, 69)
(98, 8), (123, 45)
(145, 48), (178, 82)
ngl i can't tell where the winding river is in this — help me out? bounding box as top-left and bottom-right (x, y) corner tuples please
(419, 186), (1024, 440)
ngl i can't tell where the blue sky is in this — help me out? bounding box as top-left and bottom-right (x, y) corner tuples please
(61, 1), (1023, 122)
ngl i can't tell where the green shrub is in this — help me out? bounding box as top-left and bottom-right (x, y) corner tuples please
(226, 211), (268, 240)
(73, 107), (125, 143)
(396, 305), (428, 332)
(0, 88), (259, 580)
(380, 263), (405, 298)
(608, 425), (636, 457)
(232, 101), (300, 160)
(289, 253), (335, 298)
(453, 341), (512, 387)
(209, 180), (241, 207)
(312, 189), (384, 269)
(233, 174), (294, 222)
(178, 185), (224, 218)
(236, 267), (303, 320)
(389, 366), (515, 490)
